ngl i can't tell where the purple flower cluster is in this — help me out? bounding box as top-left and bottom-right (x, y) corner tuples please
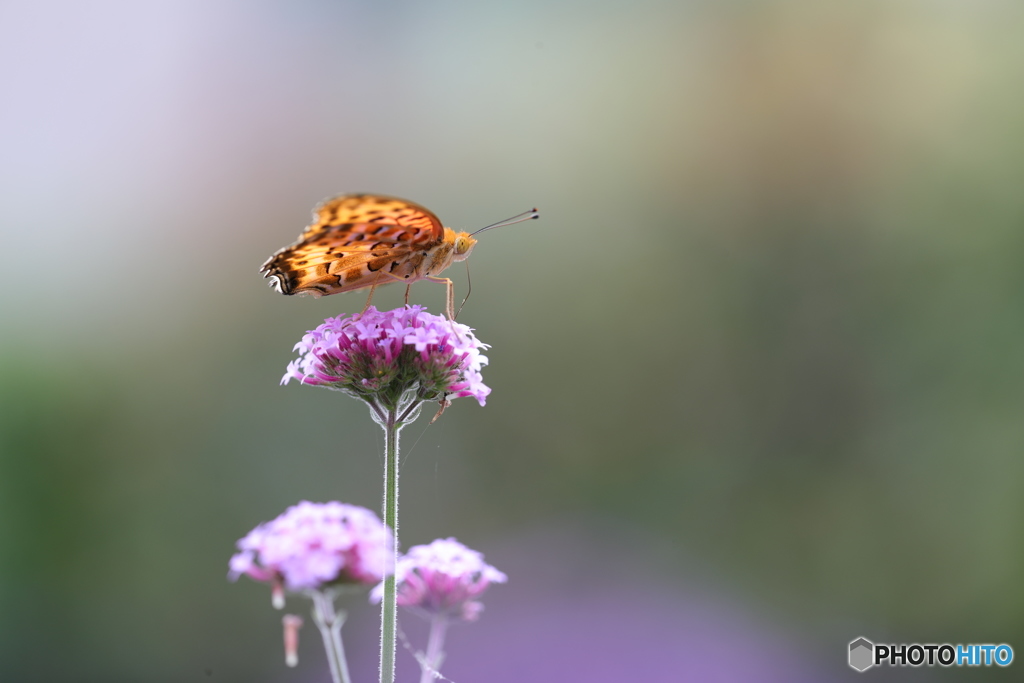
(282, 305), (491, 408)
(373, 538), (507, 621)
(229, 501), (393, 594)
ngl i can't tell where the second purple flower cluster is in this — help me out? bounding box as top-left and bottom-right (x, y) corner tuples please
(230, 502), (505, 623)
(374, 537), (508, 622)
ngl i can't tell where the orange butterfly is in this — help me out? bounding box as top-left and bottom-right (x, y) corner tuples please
(261, 194), (538, 319)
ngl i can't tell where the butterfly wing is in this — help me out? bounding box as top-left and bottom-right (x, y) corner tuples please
(261, 194), (444, 297)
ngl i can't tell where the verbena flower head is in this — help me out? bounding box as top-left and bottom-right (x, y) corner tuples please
(282, 305), (491, 409)
(229, 501), (393, 598)
(372, 537), (508, 621)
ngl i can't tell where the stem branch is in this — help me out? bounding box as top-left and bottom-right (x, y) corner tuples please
(419, 614), (449, 683)
(312, 591), (352, 683)
(366, 398), (385, 424)
(397, 398), (422, 424)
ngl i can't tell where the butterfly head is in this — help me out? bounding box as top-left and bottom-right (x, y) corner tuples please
(452, 231), (478, 261)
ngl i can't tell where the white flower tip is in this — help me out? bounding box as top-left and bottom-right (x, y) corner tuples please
(272, 582), (286, 609)
(283, 614), (303, 667)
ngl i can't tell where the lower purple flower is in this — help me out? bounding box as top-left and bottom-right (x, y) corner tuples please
(372, 537), (507, 621)
(229, 501), (394, 596)
(281, 305), (491, 409)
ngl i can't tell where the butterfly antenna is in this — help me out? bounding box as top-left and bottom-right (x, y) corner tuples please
(469, 208), (539, 237)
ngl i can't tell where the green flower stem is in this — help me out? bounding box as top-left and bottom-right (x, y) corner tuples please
(419, 614), (449, 683)
(311, 591), (351, 683)
(378, 398), (421, 683)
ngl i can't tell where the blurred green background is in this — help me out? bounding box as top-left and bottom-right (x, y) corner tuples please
(3, 1), (1024, 681)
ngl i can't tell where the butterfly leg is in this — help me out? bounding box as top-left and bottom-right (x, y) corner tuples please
(426, 277), (456, 321)
(425, 276), (466, 342)
(360, 271), (386, 317)
(404, 284), (412, 307)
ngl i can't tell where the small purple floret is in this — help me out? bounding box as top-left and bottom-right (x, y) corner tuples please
(229, 501), (394, 593)
(372, 538), (507, 621)
(282, 306), (491, 407)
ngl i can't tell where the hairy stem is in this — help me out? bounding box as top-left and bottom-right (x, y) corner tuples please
(380, 406), (399, 683)
(378, 397), (421, 683)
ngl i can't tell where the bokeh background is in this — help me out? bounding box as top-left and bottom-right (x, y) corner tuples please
(3, 1), (1024, 681)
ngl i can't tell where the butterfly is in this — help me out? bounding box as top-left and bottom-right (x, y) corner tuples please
(261, 194), (538, 319)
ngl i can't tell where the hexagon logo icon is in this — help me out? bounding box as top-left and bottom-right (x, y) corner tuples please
(849, 637), (875, 672)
